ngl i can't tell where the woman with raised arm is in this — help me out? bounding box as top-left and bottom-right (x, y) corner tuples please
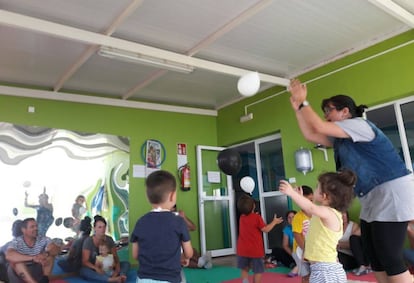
(288, 79), (414, 283)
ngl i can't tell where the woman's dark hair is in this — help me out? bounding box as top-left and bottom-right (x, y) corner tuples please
(80, 216), (92, 236)
(237, 194), (255, 215)
(318, 169), (357, 212)
(12, 219), (23, 238)
(93, 215), (107, 227)
(321, 95), (368, 118)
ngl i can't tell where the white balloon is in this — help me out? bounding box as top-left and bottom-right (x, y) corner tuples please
(240, 176), (255, 194)
(237, 72), (260, 97)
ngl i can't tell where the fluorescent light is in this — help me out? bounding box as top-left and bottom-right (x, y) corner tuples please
(98, 46), (194, 74)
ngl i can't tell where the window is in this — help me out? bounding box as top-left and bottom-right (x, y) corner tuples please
(366, 97), (414, 172)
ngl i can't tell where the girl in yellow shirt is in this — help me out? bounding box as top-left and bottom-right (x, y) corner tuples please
(279, 170), (356, 283)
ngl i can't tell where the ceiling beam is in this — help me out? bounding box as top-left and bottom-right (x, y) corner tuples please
(0, 9), (289, 87)
(53, 0), (144, 92)
(368, 0), (414, 27)
(0, 85), (217, 116)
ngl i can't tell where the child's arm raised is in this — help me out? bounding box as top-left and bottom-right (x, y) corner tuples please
(261, 214), (283, 233)
(279, 180), (332, 223)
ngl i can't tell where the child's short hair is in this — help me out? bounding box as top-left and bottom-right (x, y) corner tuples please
(285, 210), (297, 219)
(146, 170), (177, 204)
(301, 185), (313, 196)
(318, 169), (356, 212)
(237, 194), (255, 215)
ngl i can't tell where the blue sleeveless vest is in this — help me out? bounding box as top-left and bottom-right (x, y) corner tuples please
(334, 119), (410, 197)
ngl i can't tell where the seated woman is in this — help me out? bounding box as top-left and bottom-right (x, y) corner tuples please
(80, 215), (130, 283)
(271, 210), (297, 272)
(337, 211), (370, 275)
(57, 216), (92, 273)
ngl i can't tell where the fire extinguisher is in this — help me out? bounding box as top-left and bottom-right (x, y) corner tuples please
(178, 163), (191, 191)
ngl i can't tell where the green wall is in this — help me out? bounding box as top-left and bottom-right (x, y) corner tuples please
(218, 30), (414, 220)
(0, 95), (217, 262)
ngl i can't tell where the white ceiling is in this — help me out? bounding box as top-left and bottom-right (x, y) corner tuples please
(0, 0), (413, 114)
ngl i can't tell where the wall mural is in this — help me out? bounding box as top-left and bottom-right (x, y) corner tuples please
(0, 122), (129, 245)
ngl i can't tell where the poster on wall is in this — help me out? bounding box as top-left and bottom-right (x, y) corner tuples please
(145, 139), (162, 175)
(177, 143), (188, 168)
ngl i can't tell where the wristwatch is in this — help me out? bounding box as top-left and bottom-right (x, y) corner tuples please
(298, 100), (309, 111)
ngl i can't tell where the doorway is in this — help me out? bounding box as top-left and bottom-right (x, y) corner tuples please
(196, 145), (237, 257)
(232, 134), (289, 253)
(196, 133), (289, 257)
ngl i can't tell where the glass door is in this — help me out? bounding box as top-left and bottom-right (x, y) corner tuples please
(254, 134), (288, 253)
(196, 145), (236, 257)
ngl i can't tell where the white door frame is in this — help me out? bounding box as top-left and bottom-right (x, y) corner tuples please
(196, 145), (237, 257)
(253, 133), (284, 253)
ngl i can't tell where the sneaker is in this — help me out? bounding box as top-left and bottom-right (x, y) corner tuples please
(204, 261), (213, 269)
(198, 251), (212, 269)
(354, 266), (370, 276)
(197, 256), (206, 268)
(351, 267), (359, 273)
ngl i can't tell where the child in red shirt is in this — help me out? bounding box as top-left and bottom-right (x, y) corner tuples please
(237, 194), (283, 283)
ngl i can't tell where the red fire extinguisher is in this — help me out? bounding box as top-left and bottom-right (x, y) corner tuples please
(178, 163), (191, 191)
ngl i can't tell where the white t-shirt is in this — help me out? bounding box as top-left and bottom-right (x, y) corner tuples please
(96, 254), (114, 275)
(337, 221), (354, 256)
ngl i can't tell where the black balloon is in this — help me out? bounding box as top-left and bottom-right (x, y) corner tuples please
(55, 217), (63, 226)
(12, 208), (18, 216)
(217, 148), (242, 176)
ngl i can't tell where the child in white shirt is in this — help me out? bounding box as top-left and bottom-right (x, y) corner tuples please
(95, 240), (115, 276)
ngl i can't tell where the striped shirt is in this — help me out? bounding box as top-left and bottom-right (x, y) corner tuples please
(7, 235), (51, 256)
